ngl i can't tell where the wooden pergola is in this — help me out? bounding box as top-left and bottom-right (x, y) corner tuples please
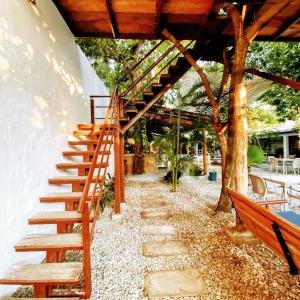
(54, 0), (300, 42)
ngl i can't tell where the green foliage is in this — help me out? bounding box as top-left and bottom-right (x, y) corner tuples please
(247, 145), (265, 166)
(248, 103), (279, 133)
(247, 42), (300, 120)
(189, 165), (203, 176)
(100, 174), (115, 212)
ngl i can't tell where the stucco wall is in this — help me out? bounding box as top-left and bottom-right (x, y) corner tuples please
(0, 0), (108, 296)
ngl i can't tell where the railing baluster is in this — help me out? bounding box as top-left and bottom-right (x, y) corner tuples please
(121, 44), (177, 97)
(117, 40), (164, 84)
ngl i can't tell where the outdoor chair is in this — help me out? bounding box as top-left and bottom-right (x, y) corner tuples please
(269, 157), (281, 173)
(292, 158), (300, 174)
(249, 174), (286, 209)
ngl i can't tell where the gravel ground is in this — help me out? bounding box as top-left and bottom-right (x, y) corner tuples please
(90, 170), (300, 300)
(10, 168), (300, 299)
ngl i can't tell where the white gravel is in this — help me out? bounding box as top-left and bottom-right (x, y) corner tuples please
(90, 170), (300, 300)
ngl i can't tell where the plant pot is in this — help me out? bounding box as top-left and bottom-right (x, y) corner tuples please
(208, 171), (217, 181)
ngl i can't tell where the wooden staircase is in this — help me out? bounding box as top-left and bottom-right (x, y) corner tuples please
(0, 100), (116, 298)
(1, 39), (202, 299)
(113, 41), (204, 134)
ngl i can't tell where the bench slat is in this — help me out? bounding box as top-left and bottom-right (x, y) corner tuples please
(228, 188), (300, 272)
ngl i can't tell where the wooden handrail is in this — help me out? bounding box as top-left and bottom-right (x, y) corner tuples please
(78, 86), (119, 214)
(117, 40), (164, 84)
(121, 43), (177, 97)
(122, 40), (194, 111)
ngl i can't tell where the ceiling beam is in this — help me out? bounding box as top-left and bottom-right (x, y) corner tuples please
(154, 0), (163, 38)
(104, 0), (117, 38)
(245, 68), (300, 91)
(244, 0), (292, 43)
(146, 112), (194, 126)
(273, 11), (300, 40)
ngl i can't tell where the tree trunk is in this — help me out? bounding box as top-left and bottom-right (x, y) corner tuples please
(217, 5), (249, 212)
(133, 144), (144, 174)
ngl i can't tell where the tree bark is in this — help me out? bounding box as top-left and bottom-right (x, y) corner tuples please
(217, 5), (249, 212)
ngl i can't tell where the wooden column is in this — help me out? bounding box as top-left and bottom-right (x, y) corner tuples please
(202, 128), (208, 175)
(90, 98), (95, 124)
(119, 132), (125, 203)
(82, 202), (91, 298)
(119, 97), (125, 203)
(114, 97), (121, 214)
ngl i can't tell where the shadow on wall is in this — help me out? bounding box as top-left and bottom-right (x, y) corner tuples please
(0, 0), (87, 133)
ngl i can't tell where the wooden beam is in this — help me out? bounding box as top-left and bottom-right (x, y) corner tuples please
(121, 82), (176, 134)
(146, 112), (194, 126)
(154, 0), (163, 37)
(244, 0), (292, 43)
(273, 11), (300, 40)
(162, 28), (219, 122)
(245, 68), (300, 91)
(104, 0), (117, 38)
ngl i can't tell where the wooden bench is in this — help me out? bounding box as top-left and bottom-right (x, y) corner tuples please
(227, 187), (300, 275)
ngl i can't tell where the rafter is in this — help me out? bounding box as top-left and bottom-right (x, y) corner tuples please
(273, 11), (300, 40)
(104, 0), (117, 38)
(244, 0), (292, 43)
(245, 68), (300, 91)
(146, 112), (194, 126)
(154, 0), (163, 38)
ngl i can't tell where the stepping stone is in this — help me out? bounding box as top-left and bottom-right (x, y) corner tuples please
(141, 201), (168, 209)
(140, 224), (175, 235)
(141, 210), (171, 219)
(142, 240), (189, 257)
(144, 269), (207, 298)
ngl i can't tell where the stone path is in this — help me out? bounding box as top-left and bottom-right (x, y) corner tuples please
(140, 184), (207, 298)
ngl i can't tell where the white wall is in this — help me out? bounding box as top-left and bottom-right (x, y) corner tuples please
(0, 0), (108, 296)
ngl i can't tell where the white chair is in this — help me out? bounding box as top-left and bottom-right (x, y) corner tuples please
(293, 158), (300, 174)
(269, 157), (280, 173)
(249, 174), (286, 209)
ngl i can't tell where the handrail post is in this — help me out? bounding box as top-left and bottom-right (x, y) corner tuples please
(113, 91), (121, 213)
(82, 202), (91, 298)
(119, 96), (125, 203)
(90, 97), (95, 124)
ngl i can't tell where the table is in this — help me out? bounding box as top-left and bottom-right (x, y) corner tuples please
(278, 158), (294, 174)
(263, 175), (300, 210)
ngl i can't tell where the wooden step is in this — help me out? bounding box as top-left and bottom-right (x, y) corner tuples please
(73, 130), (114, 137)
(125, 106), (138, 116)
(48, 176), (104, 185)
(0, 262), (82, 285)
(151, 82), (163, 93)
(169, 65), (181, 74)
(77, 123), (94, 130)
(28, 211), (90, 225)
(160, 73), (171, 85)
(143, 91), (154, 102)
(134, 99), (147, 109)
(77, 123), (114, 130)
(15, 233), (83, 252)
(62, 150), (110, 157)
(68, 139), (112, 146)
(119, 116), (129, 125)
(56, 162), (108, 170)
(40, 192), (97, 203)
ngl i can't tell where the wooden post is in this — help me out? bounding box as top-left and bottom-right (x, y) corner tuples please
(119, 97), (125, 203)
(119, 132), (125, 203)
(202, 128), (208, 175)
(114, 96), (121, 214)
(82, 202), (91, 299)
(90, 98), (95, 124)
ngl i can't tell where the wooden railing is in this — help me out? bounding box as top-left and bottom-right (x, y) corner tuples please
(77, 87), (119, 298)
